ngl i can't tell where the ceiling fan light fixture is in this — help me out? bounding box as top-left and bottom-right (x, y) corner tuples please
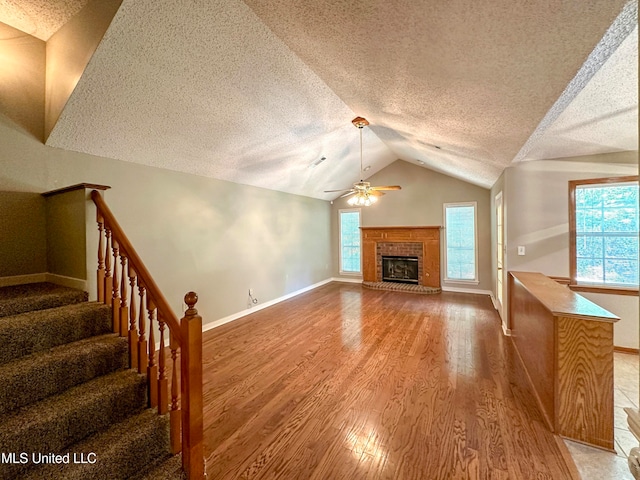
(347, 191), (378, 206)
(323, 116), (401, 205)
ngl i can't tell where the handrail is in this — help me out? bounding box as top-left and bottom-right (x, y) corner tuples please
(90, 189), (203, 479)
(91, 190), (182, 343)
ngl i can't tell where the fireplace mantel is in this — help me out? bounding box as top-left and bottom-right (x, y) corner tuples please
(360, 226), (442, 289)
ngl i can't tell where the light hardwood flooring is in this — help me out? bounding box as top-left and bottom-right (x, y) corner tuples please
(199, 282), (582, 479)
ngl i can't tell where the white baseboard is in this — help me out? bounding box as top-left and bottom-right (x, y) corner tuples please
(490, 294), (498, 310)
(441, 286), (493, 296)
(45, 273), (87, 291)
(502, 323), (512, 336)
(0, 273), (47, 287)
(0, 273), (86, 290)
(330, 277), (363, 284)
(202, 278), (335, 333)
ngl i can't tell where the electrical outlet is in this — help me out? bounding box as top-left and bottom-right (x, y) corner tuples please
(518, 246), (526, 256)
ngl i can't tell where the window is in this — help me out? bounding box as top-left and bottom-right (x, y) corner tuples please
(569, 176), (639, 292)
(339, 209), (361, 274)
(444, 202), (478, 282)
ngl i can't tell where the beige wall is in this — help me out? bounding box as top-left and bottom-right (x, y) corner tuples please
(0, 1), (120, 141)
(331, 160), (492, 292)
(45, 189), (87, 281)
(0, 192), (47, 277)
(0, 22), (45, 140)
(0, 116), (331, 326)
(497, 152), (638, 348)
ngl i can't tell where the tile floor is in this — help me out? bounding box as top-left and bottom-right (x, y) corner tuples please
(565, 352), (639, 480)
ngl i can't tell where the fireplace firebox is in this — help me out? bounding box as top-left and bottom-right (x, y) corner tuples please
(382, 256), (419, 284)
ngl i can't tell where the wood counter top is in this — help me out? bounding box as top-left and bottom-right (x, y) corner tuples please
(510, 271), (619, 323)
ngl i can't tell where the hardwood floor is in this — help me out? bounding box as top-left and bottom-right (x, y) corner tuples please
(199, 282), (580, 479)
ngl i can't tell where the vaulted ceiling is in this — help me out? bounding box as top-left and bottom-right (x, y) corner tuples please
(1, 0), (637, 199)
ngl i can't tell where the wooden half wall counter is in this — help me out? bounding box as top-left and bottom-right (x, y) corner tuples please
(508, 271), (619, 451)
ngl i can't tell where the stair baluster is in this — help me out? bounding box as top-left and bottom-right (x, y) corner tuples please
(170, 332), (181, 454)
(112, 239), (121, 334)
(128, 265), (139, 370)
(119, 255), (128, 336)
(138, 282), (148, 374)
(96, 213), (105, 303)
(158, 314), (168, 415)
(104, 227), (113, 304)
(147, 297), (158, 408)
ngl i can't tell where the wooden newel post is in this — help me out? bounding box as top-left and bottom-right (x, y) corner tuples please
(181, 292), (204, 479)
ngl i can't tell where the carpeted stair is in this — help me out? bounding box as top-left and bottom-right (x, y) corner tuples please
(0, 282), (180, 479)
(138, 454), (186, 480)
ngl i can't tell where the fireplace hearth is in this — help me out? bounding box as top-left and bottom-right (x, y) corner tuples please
(382, 256), (419, 284)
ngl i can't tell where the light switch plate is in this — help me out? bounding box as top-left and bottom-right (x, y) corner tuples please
(518, 246), (526, 256)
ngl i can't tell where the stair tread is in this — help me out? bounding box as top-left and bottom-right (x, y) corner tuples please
(0, 302), (112, 365)
(135, 454), (186, 480)
(0, 334), (129, 415)
(0, 369), (146, 431)
(0, 282), (88, 318)
(22, 409), (171, 480)
(0, 370), (148, 479)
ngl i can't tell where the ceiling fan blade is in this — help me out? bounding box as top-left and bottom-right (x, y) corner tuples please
(340, 191), (357, 198)
(370, 185), (402, 191)
(368, 190), (386, 197)
(324, 188), (352, 193)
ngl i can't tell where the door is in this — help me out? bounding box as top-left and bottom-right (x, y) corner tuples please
(495, 191), (504, 317)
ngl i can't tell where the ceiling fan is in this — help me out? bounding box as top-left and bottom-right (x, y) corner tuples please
(324, 117), (401, 206)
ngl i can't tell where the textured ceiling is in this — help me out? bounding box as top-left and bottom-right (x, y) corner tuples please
(516, 22), (638, 162)
(242, 0), (636, 188)
(14, 0), (640, 198)
(0, 0), (88, 40)
(45, 0), (398, 199)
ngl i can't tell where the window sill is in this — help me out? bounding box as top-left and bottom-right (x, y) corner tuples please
(339, 271), (362, 276)
(569, 284), (639, 297)
(444, 279), (480, 286)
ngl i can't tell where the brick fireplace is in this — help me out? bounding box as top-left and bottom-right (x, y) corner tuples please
(361, 226), (441, 289)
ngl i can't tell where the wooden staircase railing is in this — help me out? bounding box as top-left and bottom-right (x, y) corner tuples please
(91, 190), (204, 479)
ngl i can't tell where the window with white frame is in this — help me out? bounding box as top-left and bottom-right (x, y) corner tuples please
(569, 177), (639, 290)
(444, 202), (478, 282)
(339, 209), (361, 274)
